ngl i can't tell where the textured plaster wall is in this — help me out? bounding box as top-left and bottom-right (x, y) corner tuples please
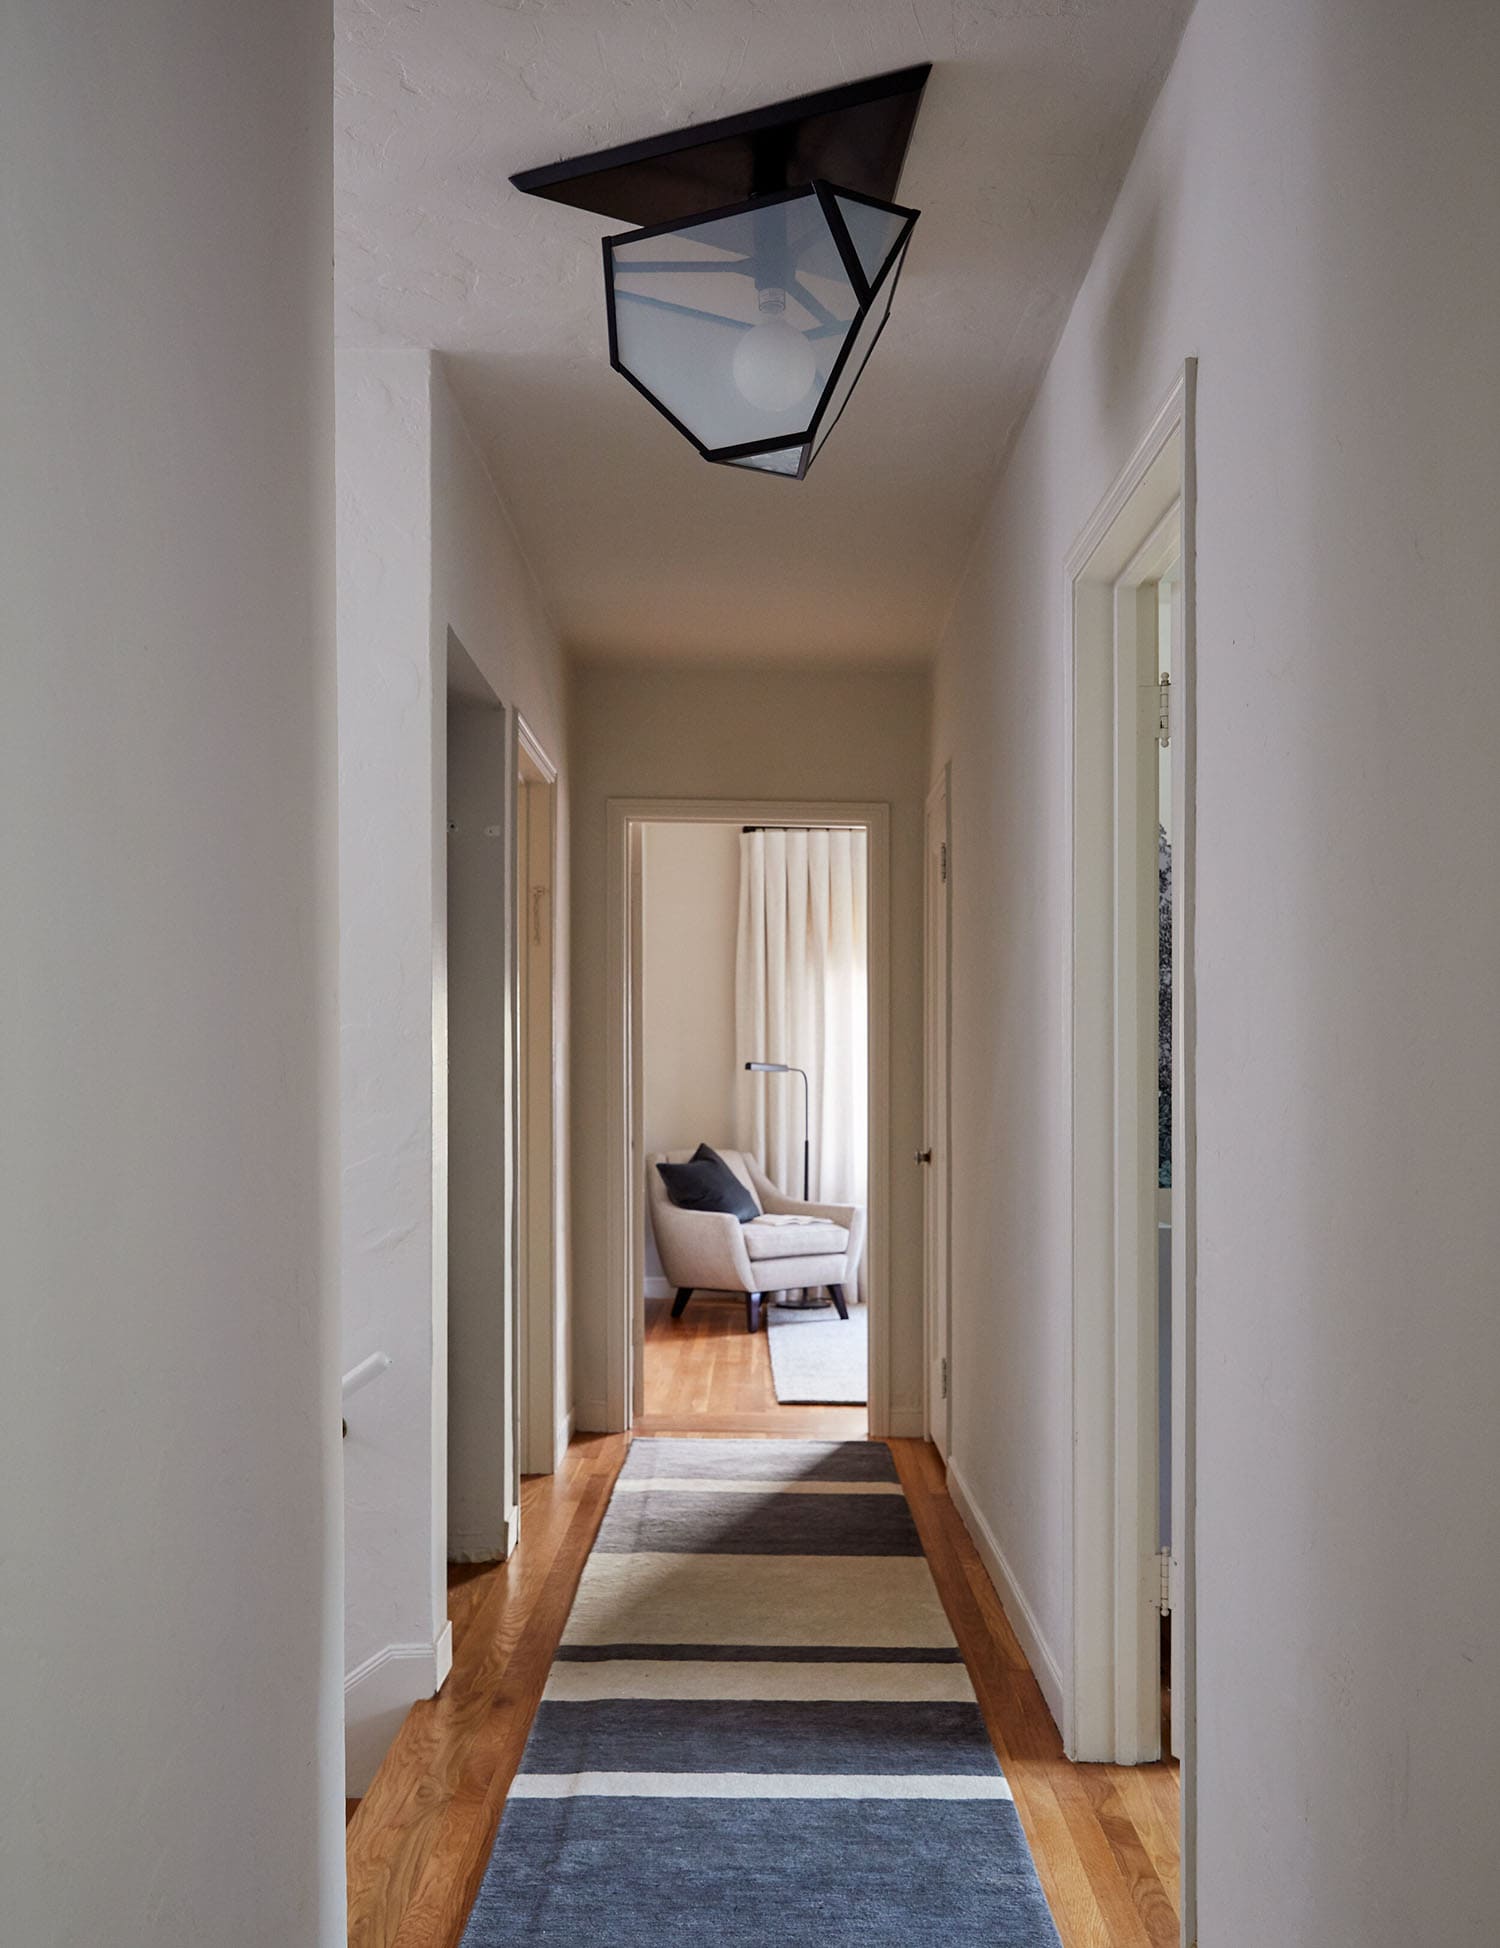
(337, 351), (446, 1791)
(932, 1), (1500, 1941)
(640, 821), (742, 1281)
(2, 2), (342, 1941)
(569, 664), (928, 1431)
(338, 352), (569, 1790)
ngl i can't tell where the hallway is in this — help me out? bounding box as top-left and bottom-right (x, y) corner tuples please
(13, 6), (1500, 1945)
(348, 1411), (1179, 1947)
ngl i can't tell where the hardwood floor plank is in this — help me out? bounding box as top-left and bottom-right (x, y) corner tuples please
(639, 1289), (869, 1436)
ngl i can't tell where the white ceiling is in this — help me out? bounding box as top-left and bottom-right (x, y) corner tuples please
(336, 0), (1191, 666)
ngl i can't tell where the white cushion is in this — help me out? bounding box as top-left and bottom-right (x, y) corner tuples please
(742, 1215), (850, 1261)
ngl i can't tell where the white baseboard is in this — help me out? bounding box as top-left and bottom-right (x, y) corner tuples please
(643, 1275), (672, 1300)
(574, 1398), (609, 1434)
(344, 1625), (453, 1794)
(554, 1408), (575, 1468)
(883, 1404), (926, 1438)
(946, 1460), (1066, 1735)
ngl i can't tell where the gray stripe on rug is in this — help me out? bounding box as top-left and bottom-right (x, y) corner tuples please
(618, 1437), (898, 1483)
(521, 1698), (1003, 1775)
(592, 1486), (923, 1556)
(464, 1799), (1062, 1946)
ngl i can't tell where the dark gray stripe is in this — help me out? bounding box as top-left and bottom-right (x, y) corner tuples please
(553, 1644), (965, 1663)
(462, 1798), (1062, 1947)
(593, 1488), (922, 1556)
(520, 1700), (1001, 1777)
(621, 1437), (898, 1484)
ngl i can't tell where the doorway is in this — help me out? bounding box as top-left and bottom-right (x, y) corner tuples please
(923, 766), (953, 1458)
(515, 718), (561, 1476)
(446, 652), (517, 1561)
(631, 817), (871, 1438)
(605, 799), (893, 1438)
(1067, 364), (1196, 1937)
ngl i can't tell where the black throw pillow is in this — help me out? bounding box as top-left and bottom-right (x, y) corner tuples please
(656, 1143), (759, 1223)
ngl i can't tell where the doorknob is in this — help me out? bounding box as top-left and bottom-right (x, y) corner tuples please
(915, 1148), (933, 1165)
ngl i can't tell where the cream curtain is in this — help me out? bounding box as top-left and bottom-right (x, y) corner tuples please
(734, 827), (869, 1221)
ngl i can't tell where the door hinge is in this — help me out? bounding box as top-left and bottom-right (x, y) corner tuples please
(1156, 672), (1172, 749)
(940, 1356), (949, 1401)
(939, 839), (949, 884)
(1156, 1547), (1173, 1615)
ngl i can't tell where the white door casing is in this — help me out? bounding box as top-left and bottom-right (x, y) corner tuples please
(1064, 359), (1197, 1946)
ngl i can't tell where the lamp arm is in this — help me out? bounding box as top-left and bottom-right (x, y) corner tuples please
(796, 1066), (810, 1200)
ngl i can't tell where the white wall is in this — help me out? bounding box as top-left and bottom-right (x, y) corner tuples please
(338, 351), (569, 1790)
(641, 822), (742, 1279)
(932, 2), (1500, 1941)
(570, 664), (928, 1430)
(1, 4), (342, 1944)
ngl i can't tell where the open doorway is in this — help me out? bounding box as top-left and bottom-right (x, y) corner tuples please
(634, 818), (870, 1438)
(446, 641), (517, 1561)
(605, 801), (893, 1439)
(1067, 364), (1195, 1939)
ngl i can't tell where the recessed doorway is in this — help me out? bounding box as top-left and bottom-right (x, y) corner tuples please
(604, 799), (894, 1439)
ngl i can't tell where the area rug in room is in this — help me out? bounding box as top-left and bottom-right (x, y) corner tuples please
(459, 1438), (1061, 1948)
(766, 1299), (868, 1404)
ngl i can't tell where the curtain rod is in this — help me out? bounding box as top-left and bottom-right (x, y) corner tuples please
(741, 824), (866, 833)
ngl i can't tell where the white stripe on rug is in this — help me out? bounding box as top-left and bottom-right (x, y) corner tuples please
(544, 1660), (978, 1703)
(611, 1477), (904, 1497)
(509, 1771), (1014, 1801)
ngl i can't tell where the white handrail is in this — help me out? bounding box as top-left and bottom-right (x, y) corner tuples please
(341, 1351), (392, 1402)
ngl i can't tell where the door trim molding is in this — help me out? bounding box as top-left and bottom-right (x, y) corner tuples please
(604, 797), (893, 1436)
(1062, 361), (1197, 1943)
(923, 766), (953, 1456)
(514, 713), (561, 1475)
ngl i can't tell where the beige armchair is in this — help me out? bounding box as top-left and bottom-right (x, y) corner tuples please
(647, 1147), (866, 1334)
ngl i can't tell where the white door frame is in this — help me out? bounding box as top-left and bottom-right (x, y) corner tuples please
(1064, 362), (1197, 1938)
(604, 797), (893, 1435)
(923, 767), (953, 1457)
(514, 714), (561, 1475)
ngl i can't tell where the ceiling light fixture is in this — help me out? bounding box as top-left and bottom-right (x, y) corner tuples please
(512, 65), (930, 481)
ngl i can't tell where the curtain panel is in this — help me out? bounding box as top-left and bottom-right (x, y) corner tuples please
(734, 827), (869, 1225)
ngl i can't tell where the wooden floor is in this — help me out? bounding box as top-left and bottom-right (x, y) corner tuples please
(346, 1320), (1180, 1948)
(636, 1287), (868, 1437)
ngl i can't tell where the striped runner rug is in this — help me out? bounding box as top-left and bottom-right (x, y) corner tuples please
(460, 1438), (1062, 1945)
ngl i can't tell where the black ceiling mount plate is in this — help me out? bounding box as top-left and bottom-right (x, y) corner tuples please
(510, 64), (931, 227)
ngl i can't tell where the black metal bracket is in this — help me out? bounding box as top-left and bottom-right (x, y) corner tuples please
(510, 64), (931, 227)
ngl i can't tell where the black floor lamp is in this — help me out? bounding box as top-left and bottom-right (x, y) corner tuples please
(744, 1061), (810, 1200)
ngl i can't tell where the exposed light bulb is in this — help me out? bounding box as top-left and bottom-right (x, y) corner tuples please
(732, 289), (816, 414)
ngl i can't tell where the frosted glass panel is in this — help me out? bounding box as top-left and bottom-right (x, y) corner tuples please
(611, 191), (855, 452)
(725, 444), (805, 476)
(834, 195), (907, 288)
(810, 234), (909, 460)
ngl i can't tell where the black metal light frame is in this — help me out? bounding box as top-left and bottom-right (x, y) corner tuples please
(602, 180), (919, 481)
(511, 66), (930, 481)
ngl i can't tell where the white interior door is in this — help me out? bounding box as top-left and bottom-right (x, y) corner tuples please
(516, 732), (558, 1476)
(924, 772), (952, 1457)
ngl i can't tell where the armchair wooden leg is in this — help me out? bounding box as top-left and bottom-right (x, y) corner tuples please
(671, 1287), (694, 1318)
(829, 1283), (849, 1321)
(746, 1292), (764, 1334)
